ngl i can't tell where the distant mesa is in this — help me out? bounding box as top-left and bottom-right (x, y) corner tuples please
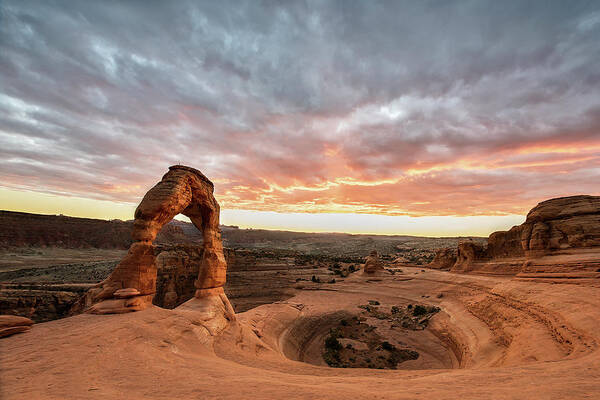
(429, 195), (600, 281)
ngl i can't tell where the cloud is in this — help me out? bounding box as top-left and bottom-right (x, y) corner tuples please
(1, 0), (600, 219)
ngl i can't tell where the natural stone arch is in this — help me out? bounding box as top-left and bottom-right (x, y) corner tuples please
(78, 165), (231, 315)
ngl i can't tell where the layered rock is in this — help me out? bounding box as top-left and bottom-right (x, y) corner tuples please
(521, 195), (600, 256)
(76, 165), (232, 315)
(0, 286), (81, 322)
(0, 315), (33, 338)
(436, 196), (600, 279)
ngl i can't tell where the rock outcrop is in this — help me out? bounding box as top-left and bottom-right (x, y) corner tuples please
(0, 315), (33, 338)
(76, 165), (232, 315)
(521, 195), (600, 255)
(433, 196), (600, 279)
(452, 241), (488, 273)
(363, 250), (384, 274)
(428, 248), (457, 270)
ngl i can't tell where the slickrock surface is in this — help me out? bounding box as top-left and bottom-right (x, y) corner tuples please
(2, 267), (599, 399)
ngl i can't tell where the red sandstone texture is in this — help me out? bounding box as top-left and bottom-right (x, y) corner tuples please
(77, 166), (230, 314)
(0, 315), (33, 338)
(362, 250), (384, 274)
(429, 195), (600, 278)
(428, 247), (457, 270)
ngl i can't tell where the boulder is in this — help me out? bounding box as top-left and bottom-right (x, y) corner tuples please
(428, 248), (457, 270)
(0, 315), (33, 338)
(363, 250), (384, 274)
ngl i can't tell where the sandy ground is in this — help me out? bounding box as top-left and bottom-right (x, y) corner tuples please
(1, 267), (599, 399)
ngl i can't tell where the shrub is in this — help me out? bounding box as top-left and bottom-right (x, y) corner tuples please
(322, 350), (341, 367)
(325, 335), (342, 351)
(381, 341), (396, 351)
(412, 305), (427, 316)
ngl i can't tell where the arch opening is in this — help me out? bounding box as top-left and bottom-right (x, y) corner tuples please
(75, 165), (228, 314)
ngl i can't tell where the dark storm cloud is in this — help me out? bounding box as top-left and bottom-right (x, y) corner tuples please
(1, 0), (600, 215)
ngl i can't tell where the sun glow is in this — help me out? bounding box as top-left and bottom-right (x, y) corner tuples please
(0, 187), (525, 237)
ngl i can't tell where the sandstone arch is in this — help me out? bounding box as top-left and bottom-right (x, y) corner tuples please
(79, 165), (231, 315)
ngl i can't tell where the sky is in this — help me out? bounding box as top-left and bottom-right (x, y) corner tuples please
(1, 1), (600, 236)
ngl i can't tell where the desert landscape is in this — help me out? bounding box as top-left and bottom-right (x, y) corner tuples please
(2, 1), (600, 399)
(1, 166), (600, 399)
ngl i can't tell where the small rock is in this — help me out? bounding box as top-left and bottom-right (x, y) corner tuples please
(113, 288), (141, 298)
(0, 315), (34, 338)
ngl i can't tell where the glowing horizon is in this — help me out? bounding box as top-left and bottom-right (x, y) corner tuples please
(1, 187), (525, 237)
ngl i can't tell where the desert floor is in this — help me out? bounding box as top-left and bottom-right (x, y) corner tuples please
(2, 266), (599, 399)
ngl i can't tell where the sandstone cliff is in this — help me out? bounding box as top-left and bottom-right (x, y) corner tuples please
(431, 195), (600, 280)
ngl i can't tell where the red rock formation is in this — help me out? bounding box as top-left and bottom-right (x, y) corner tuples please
(0, 315), (33, 338)
(436, 196), (600, 278)
(486, 226), (525, 259)
(79, 166), (231, 314)
(451, 241), (487, 273)
(520, 195), (600, 256)
(428, 248), (457, 270)
(363, 250), (384, 274)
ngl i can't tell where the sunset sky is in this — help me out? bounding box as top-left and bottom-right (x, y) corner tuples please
(1, 1), (600, 236)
